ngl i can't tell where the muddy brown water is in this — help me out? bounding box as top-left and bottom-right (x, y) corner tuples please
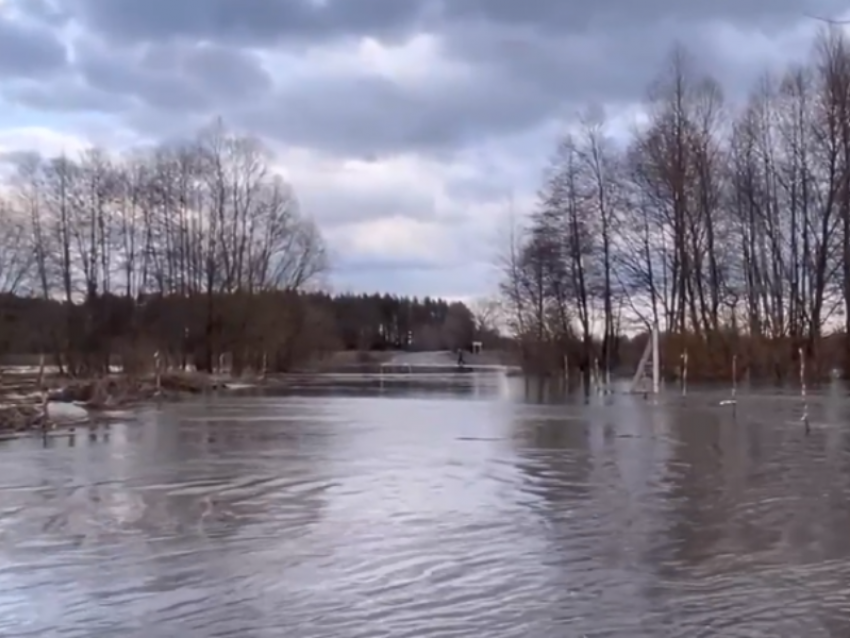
(1, 375), (850, 636)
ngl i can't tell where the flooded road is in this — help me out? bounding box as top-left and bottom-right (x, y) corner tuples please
(2, 375), (850, 636)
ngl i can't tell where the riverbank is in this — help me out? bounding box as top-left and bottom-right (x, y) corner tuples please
(0, 370), (262, 435)
(0, 349), (519, 435)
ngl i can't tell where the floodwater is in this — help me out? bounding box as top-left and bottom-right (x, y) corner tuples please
(2, 375), (850, 637)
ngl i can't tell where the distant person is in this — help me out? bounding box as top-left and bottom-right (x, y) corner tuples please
(457, 349), (465, 366)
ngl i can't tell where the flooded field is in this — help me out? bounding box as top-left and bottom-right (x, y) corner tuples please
(1, 374), (850, 636)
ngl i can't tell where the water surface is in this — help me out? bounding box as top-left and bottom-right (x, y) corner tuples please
(1, 375), (850, 636)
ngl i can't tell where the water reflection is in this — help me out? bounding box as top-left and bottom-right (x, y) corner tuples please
(1, 376), (850, 635)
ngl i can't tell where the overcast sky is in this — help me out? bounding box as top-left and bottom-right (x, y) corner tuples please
(0, 0), (846, 301)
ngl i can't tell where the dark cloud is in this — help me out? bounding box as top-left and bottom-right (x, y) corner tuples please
(0, 149), (40, 166)
(6, 79), (135, 114)
(5, 0), (849, 158)
(231, 68), (557, 156)
(11, 0), (71, 27)
(49, 0), (849, 46)
(61, 0), (430, 46)
(72, 40), (271, 112)
(438, 0), (846, 34)
(0, 14), (67, 78)
(7, 0), (842, 297)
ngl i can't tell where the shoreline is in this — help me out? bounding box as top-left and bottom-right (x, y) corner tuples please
(0, 370), (266, 436)
(0, 362), (520, 436)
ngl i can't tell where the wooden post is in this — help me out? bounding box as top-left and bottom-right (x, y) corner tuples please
(681, 349), (688, 396)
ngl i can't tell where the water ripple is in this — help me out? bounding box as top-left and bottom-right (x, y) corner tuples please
(0, 385), (849, 636)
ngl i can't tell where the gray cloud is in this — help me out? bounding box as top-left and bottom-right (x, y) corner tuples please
(12, 0), (71, 27)
(0, 149), (40, 167)
(232, 68), (559, 157)
(303, 182), (442, 227)
(73, 40), (272, 112)
(338, 256), (458, 273)
(7, 78), (134, 113)
(333, 258), (498, 299)
(297, 165), (500, 228)
(0, 13), (68, 78)
(438, 0), (845, 33)
(52, 0), (849, 46)
(5, 0), (846, 158)
(3, 0), (849, 299)
(62, 0), (429, 46)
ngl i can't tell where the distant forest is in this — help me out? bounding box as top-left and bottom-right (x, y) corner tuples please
(0, 119), (503, 377)
(0, 291), (505, 376)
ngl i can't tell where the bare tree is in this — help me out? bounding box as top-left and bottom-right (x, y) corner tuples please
(501, 32), (850, 380)
(1, 118), (328, 376)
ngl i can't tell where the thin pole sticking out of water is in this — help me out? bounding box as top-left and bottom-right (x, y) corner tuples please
(593, 357), (601, 395)
(799, 347), (810, 433)
(720, 354), (738, 413)
(651, 325), (660, 395)
(153, 350), (162, 406)
(40, 385), (49, 432)
(732, 354), (737, 418)
(731, 355), (736, 396)
(153, 351), (161, 394)
(681, 349), (688, 396)
(37, 352), (45, 390)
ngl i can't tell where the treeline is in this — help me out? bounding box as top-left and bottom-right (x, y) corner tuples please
(0, 291), (483, 374)
(312, 293), (486, 351)
(502, 30), (850, 382)
(0, 118), (484, 376)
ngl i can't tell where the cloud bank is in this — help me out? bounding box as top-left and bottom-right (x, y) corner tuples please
(0, 0), (846, 300)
